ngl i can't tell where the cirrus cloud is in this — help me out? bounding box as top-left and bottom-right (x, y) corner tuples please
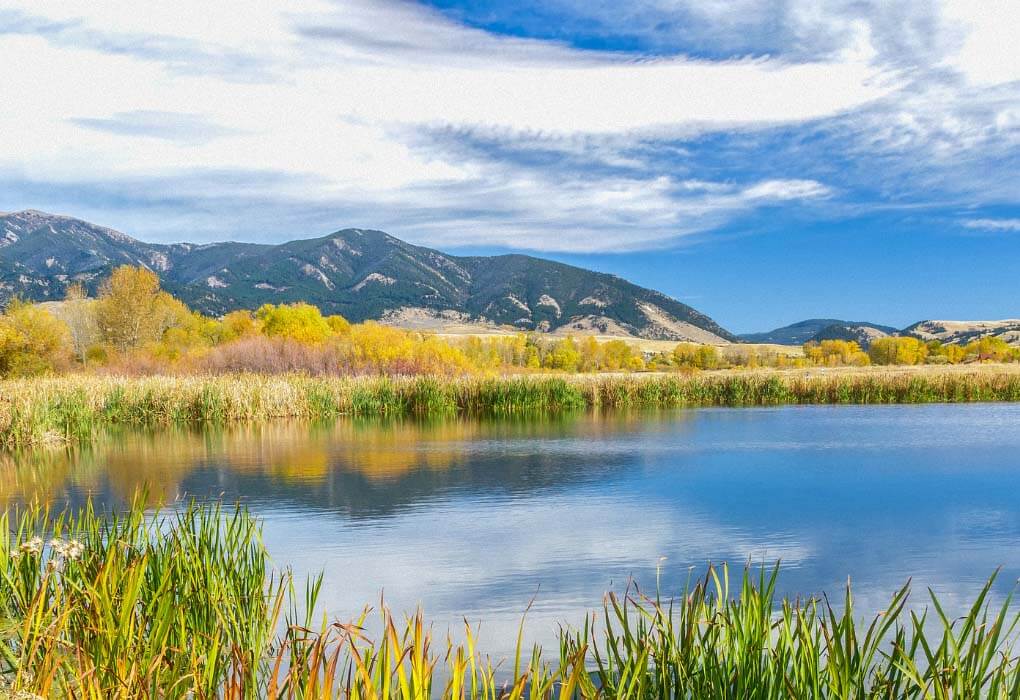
(963, 218), (1020, 233)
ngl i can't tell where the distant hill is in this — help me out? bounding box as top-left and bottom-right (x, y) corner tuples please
(904, 319), (1020, 346)
(739, 319), (897, 346)
(809, 322), (898, 348)
(744, 317), (1020, 348)
(0, 210), (736, 343)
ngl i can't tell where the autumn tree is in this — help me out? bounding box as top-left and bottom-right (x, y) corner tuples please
(868, 337), (928, 365)
(543, 336), (581, 371)
(0, 299), (72, 377)
(673, 343), (719, 369)
(577, 336), (601, 372)
(156, 311), (223, 361)
(602, 339), (643, 371)
(964, 336), (1015, 362)
(326, 314), (351, 335)
(345, 322), (470, 374)
(803, 340), (870, 366)
(256, 303), (333, 344)
(220, 310), (259, 341)
(927, 340), (966, 364)
(95, 266), (186, 351)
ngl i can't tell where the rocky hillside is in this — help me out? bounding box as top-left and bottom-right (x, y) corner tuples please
(0, 210), (735, 342)
(904, 319), (1020, 346)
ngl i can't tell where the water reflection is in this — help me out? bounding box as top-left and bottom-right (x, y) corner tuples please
(1, 411), (688, 514)
(2, 404), (1020, 658)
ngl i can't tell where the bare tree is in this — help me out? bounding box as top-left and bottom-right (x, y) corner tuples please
(62, 282), (99, 362)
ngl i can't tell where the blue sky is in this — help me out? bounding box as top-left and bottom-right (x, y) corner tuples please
(0, 1), (1017, 332)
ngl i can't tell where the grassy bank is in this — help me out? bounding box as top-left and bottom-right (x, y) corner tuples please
(2, 500), (1019, 698)
(2, 369), (1020, 448)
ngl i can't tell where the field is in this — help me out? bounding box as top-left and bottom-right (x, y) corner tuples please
(2, 365), (1019, 449)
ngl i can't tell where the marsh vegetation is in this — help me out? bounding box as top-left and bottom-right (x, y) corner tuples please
(2, 370), (1020, 448)
(3, 500), (1020, 698)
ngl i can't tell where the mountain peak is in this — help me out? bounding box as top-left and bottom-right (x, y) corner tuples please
(7, 209), (76, 222)
(0, 211), (735, 342)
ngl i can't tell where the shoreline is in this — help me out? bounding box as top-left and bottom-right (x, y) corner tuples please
(2, 366), (1019, 449)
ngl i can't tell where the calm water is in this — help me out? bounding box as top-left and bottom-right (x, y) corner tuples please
(3, 403), (1020, 657)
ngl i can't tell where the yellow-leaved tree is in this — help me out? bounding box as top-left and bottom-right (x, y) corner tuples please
(95, 266), (186, 351)
(0, 299), (72, 377)
(220, 310), (259, 341)
(673, 342), (719, 369)
(868, 337), (928, 365)
(255, 303), (334, 344)
(803, 340), (870, 366)
(543, 337), (581, 371)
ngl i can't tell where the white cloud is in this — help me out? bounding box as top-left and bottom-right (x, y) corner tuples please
(355, 175), (832, 252)
(963, 218), (1020, 232)
(941, 0), (1020, 86)
(0, 0), (1015, 251)
(742, 179), (831, 201)
(263, 489), (813, 658)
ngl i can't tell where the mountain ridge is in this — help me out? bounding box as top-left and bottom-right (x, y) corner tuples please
(0, 210), (736, 343)
(743, 318), (1020, 347)
(738, 319), (898, 345)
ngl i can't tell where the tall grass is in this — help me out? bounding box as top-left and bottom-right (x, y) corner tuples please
(3, 500), (1020, 697)
(2, 370), (1020, 448)
(0, 500), (278, 698)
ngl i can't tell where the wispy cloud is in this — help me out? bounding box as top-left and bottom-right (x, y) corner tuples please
(0, 0), (1016, 252)
(70, 111), (242, 145)
(0, 9), (276, 81)
(963, 218), (1020, 233)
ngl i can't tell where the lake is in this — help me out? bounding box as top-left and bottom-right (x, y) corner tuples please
(3, 403), (1019, 659)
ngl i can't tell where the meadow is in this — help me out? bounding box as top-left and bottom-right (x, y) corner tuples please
(2, 499), (1019, 698)
(2, 368), (1020, 449)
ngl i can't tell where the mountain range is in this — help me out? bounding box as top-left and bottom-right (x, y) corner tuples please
(0, 210), (735, 342)
(4, 210), (1015, 348)
(741, 318), (1020, 348)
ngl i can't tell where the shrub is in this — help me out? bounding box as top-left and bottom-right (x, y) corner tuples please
(199, 335), (346, 375)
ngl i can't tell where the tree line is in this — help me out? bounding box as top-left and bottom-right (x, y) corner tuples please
(0, 265), (1016, 378)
